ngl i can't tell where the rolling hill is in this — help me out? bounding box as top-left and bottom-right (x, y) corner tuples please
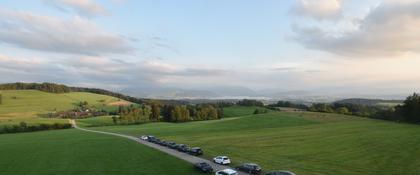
(86, 107), (420, 175)
(0, 90), (129, 126)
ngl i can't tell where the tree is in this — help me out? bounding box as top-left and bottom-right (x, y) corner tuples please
(396, 93), (420, 123)
(170, 105), (190, 122)
(336, 107), (349, 114)
(150, 103), (160, 121)
(112, 115), (118, 124)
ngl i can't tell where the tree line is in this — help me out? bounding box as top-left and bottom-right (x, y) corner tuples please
(0, 82), (192, 106)
(0, 122), (72, 134)
(305, 93), (420, 124)
(0, 82), (71, 93)
(267, 100), (308, 109)
(236, 99), (264, 107)
(114, 103), (223, 124)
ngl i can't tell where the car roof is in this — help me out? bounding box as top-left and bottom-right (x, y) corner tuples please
(191, 147), (201, 149)
(268, 171), (295, 175)
(222, 169), (237, 173)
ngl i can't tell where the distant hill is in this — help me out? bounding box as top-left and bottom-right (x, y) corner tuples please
(0, 82), (189, 105)
(0, 90), (128, 126)
(334, 98), (403, 106)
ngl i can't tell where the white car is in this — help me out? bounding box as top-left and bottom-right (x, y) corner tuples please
(139, 135), (148, 140)
(215, 169), (237, 175)
(213, 156), (231, 165)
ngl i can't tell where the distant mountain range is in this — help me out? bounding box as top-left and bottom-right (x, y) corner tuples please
(119, 85), (407, 103)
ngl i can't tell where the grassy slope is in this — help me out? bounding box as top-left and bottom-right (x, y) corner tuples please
(0, 129), (201, 175)
(77, 116), (116, 127)
(223, 105), (267, 117)
(0, 90), (127, 125)
(89, 110), (420, 175)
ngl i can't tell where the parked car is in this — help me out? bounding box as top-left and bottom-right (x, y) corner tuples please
(139, 135), (148, 140)
(194, 162), (213, 173)
(236, 163), (262, 174)
(215, 169), (237, 175)
(188, 147), (203, 156)
(167, 142), (177, 149)
(265, 171), (296, 175)
(155, 138), (161, 144)
(177, 144), (189, 152)
(147, 136), (156, 142)
(159, 140), (168, 146)
(213, 156), (231, 165)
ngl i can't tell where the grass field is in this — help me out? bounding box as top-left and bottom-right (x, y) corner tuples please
(222, 105), (268, 117)
(0, 129), (202, 175)
(0, 90), (128, 126)
(77, 115), (117, 127)
(87, 110), (420, 175)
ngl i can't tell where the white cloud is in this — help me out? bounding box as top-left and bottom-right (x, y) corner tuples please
(292, 0), (342, 20)
(292, 0), (420, 57)
(0, 54), (229, 90)
(46, 0), (108, 17)
(0, 10), (132, 55)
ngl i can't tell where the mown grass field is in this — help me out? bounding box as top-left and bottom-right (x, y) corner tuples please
(0, 90), (128, 126)
(87, 108), (420, 175)
(0, 129), (202, 175)
(222, 105), (269, 117)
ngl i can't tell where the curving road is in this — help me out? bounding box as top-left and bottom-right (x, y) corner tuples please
(69, 120), (248, 175)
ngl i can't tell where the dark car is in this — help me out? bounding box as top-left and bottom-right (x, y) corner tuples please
(265, 171), (295, 175)
(236, 163), (262, 175)
(154, 138), (161, 144)
(147, 136), (156, 142)
(194, 162), (213, 173)
(188, 147), (203, 156)
(177, 144), (189, 152)
(159, 140), (168, 146)
(167, 142), (177, 149)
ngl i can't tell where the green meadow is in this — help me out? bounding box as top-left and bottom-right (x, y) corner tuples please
(222, 105), (269, 117)
(2, 91), (420, 175)
(0, 90), (127, 126)
(87, 108), (420, 175)
(0, 129), (201, 175)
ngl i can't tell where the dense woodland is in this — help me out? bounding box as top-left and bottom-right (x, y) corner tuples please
(115, 103), (223, 124)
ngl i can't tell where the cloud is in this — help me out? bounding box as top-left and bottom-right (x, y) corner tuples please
(0, 54), (229, 90)
(292, 0), (420, 57)
(0, 10), (132, 56)
(292, 0), (342, 20)
(46, 0), (108, 17)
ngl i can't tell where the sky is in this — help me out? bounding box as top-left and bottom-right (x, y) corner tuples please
(1, 0), (420, 98)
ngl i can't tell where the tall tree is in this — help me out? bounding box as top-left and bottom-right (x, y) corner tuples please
(397, 93), (420, 123)
(150, 103), (160, 121)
